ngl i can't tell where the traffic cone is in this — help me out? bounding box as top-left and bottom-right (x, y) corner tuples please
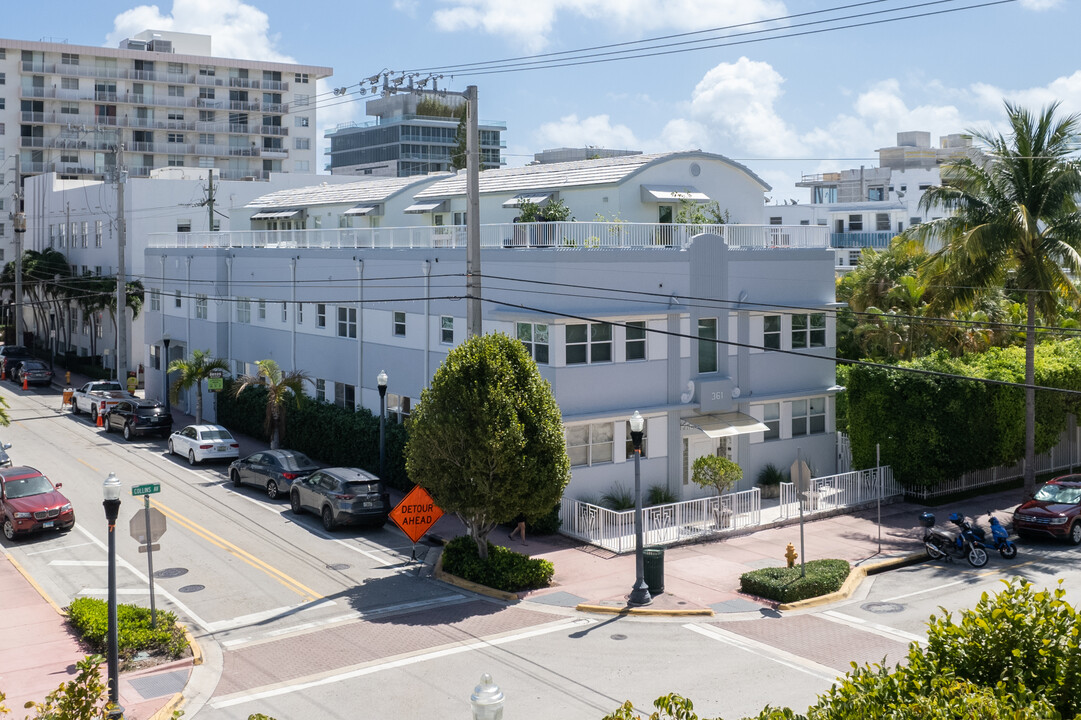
(96, 407), (104, 427)
(21, 375), (27, 391)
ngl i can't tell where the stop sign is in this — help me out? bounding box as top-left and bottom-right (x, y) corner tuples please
(129, 507), (167, 544)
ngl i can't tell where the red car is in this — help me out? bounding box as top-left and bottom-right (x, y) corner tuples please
(1012, 475), (1081, 544)
(0, 466), (75, 540)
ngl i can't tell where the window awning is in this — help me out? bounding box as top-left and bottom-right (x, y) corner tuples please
(641, 185), (710, 202)
(342, 205), (378, 216)
(250, 209), (300, 219)
(404, 200), (448, 214)
(682, 412), (769, 439)
(502, 192), (553, 208)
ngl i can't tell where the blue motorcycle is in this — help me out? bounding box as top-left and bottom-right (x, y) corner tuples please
(971, 511), (1018, 559)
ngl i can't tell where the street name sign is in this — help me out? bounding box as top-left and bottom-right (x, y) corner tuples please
(131, 483), (161, 496)
(389, 485), (444, 543)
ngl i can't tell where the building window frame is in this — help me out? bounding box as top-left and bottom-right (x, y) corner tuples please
(337, 306), (357, 338)
(440, 315), (454, 344)
(626, 320), (646, 361)
(791, 397), (827, 437)
(393, 311), (406, 337)
(195, 294), (207, 320)
(565, 322), (612, 364)
(316, 303), (326, 329)
(566, 422), (615, 467)
(697, 317), (717, 373)
(516, 322), (549, 364)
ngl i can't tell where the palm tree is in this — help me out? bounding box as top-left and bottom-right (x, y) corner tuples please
(231, 359), (311, 449)
(911, 101), (1081, 498)
(168, 349), (230, 425)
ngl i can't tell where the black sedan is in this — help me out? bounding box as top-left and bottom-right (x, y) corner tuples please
(103, 399), (174, 440)
(17, 360), (53, 387)
(229, 449), (320, 500)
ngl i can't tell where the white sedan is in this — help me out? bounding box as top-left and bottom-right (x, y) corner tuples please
(167, 424), (240, 465)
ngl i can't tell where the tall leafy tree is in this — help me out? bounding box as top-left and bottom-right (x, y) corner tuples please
(406, 333), (570, 559)
(167, 349), (230, 425)
(911, 101), (1081, 498)
(231, 359), (311, 449)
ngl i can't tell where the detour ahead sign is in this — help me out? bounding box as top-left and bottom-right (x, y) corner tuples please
(389, 485), (444, 543)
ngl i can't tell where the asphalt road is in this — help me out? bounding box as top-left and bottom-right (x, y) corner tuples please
(3, 383), (1080, 720)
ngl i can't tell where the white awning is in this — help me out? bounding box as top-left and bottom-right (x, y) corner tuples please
(404, 200), (448, 214)
(342, 205), (377, 216)
(502, 192), (553, 209)
(682, 412), (770, 439)
(250, 209), (300, 219)
(641, 185), (710, 202)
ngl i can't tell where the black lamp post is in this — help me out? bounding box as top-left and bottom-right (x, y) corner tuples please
(102, 472), (124, 719)
(628, 410), (652, 606)
(377, 370), (388, 479)
(161, 335), (171, 414)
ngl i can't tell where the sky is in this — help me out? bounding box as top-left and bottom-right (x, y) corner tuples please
(5, 0), (1079, 204)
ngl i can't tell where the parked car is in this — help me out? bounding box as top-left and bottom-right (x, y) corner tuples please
(104, 400), (173, 440)
(0, 466), (75, 540)
(1012, 474), (1081, 544)
(167, 424), (240, 465)
(16, 360), (53, 387)
(289, 467), (390, 531)
(0, 346), (33, 380)
(230, 449), (321, 500)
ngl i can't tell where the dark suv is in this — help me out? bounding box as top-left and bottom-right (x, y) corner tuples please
(289, 467), (390, 531)
(103, 400), (174, 440)
(0, 346), (33, 380)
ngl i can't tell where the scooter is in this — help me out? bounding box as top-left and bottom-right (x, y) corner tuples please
(968, 511), (1018, 559)
(920, 511), (989, 567)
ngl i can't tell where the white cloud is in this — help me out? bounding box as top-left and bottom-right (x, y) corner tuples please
(105, 0), (293, 62)
(1019, 0), (1062, 9)
(535, 113), (641, 150)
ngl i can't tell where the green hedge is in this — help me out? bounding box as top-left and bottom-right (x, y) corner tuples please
(740, 559), (850, 603)
(845, 339), (1081, 487)
(215, 380), (411, 491)
(67, 597), (188, 661)
(441, 535), (554, 592)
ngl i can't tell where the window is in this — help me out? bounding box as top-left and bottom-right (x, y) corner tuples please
(625, 418), (648, 459)
(516, 322), (549, 364)
(295, 160), (310, 172)
(393, 311), (406, 336)
(792, 313), (826, 348)
(792, 314), (807, 348)
(199, 66), (216, 77)
(258, 299), (266, 320)
(199, 133), (215, 145)
(334, 383), (356, 410)
(763, 315), (781, 350)
(316, 303), (326, 328)
(875, 213), (890, 231)
(199, 110), (215, 122)
(848, 214), (863, 232)
(626, 321), (646, 361)
(867, 187), (884, 201)
(337, 307), (357, 338)
(174, 290), (182, 308)
(81, 221), (89, 247)
(168, 111), (184, 121)
(761, 403), (780, 440)
(0, 73), (4, 85)
(58, 224), (66, 247)
(199, 88), (215, 100)
(168, 62), (184, 74)
(167, 156), (184, 166)
(849, 250), (861, 266)
(565, 423), (614, 467)
(910, 217), (922, 226)
(95, 220), (102, 247)
(150, 290), (160, 311)
(295, 137), (310, 150)
(195, 294), (207, 319)
(294, 93), (310, 106)
(697, 318), (717, 373)
(918, 183), (931, 191)
(296, 302), (303, 324)
(769, 216), (782, 225)
(168, 133), (184, 144)
(237, 297), (251, 323)
(295, 73), (309, 84)
(791, 397), (826, 436)
(387, 393), (411, 423)
(61, 53), (79, 65)
(62, 77), (78, 89)
(60, 101), (78, 115)
(281, 302), (287, 322)
(150, 344), (159, 371)
(168, 85), (184, 97)
(315, 379), (325, 402)
(94, 266), (102, 277)
(809, 313), (826, 347)
(295, 116), (309, 127)
(565, 323), (611, 364)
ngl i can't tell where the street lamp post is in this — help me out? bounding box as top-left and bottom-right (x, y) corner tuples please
(161, 335), (171, 414)
(377, 370), (388, 479)
(628, 410), (652, 606)
(102, 472), (124, 720)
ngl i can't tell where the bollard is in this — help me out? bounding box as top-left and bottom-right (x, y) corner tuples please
(785, 542), (798, 568)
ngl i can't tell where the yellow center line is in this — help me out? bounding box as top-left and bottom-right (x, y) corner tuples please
(149, 499), (322, 602)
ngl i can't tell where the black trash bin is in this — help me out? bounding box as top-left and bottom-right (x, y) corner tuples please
(643, 546), (665, 595)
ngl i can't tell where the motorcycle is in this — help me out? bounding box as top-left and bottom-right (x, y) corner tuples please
(920, 511), (989, 567)
(968, 511), (1018, 559)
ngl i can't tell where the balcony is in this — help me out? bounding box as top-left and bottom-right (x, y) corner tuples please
(147, 222), (831, 251)
(829, 231), (898, 249)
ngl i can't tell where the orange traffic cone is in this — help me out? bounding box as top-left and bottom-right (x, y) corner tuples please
(21, 375), (27, 391)
(96, 406), (104, 427)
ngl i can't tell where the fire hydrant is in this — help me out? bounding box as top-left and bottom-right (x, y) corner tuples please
(65, 370), (71, 385)
(785, 543), (798, 568)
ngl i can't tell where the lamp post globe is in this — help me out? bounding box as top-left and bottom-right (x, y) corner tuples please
(377, 370), (388, 479)
(628, 410), (652, 606)
(102, 472), (124, 719)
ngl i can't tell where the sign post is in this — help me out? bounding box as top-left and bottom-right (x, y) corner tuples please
(790, 451), (812, 579)
(129, 484), (165, 626)
(389, 486), (444, 561)
(207, 369), (224, 393)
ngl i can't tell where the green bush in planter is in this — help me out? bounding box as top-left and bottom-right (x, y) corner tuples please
(441, 536), (553, 592)
(740, 559), (850, 603)
(67, 597), (189, 661)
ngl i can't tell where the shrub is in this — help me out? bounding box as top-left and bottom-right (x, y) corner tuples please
(528, 503), (562, 536)
(601, 484), (635, 510)
(67, 597), (189, 662)
(739, 559), (850, 603)
(647, 485), (677, 506)
(756, 463), (785, 486)
(692, 455), (742, 496)
(441, 535), (553, 592)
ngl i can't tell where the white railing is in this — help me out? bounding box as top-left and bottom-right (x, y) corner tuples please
(147, 223), (831, 252)
(777, 466), (899, 520)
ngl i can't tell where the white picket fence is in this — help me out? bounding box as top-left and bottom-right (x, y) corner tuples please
(778, 466), (902, 519)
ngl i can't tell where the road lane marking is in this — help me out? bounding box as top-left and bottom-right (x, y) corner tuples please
(209, 617), (592, 709)
(27, 542), (94, 555)
(820, 610), (924, 644)
(149, 499), (322, 602)
(77, 588), (150, 596)
(50, 560), (108, 566)
(684, 623), (839, 683)
(883, 580), (965, 602)
(205, 600), (339, 633)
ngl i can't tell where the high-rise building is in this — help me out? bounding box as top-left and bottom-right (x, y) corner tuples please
(324, 88), (504, 177)
(0, 29), (332, 188)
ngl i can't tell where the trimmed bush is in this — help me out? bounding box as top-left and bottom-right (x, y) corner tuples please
(67, 597), (188, 662)
(441, 535), (554, 592)
(740, 559), (850, 603)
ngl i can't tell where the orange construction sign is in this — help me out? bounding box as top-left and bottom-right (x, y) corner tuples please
(389, 485), (444, 544)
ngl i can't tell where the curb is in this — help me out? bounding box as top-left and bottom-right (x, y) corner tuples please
(184, 626), (203, 666)
(777, 552), (927, 611)
(147, 693), (184, 720)
(433, 554), (520, 603)
(574, 602), (714, 617)
(5, 552), (65, 615)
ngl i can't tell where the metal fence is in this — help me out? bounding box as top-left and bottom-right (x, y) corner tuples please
(778, 466), (900, 519)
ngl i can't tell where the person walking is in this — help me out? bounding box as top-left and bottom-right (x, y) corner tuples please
(508, 516), (527, 546)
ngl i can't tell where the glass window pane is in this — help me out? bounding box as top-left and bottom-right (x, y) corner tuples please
(810, 415), (826, 434)
(535, 345), (549, 364)
(566, 324), (587, 343)
(626, 321), (646, 340)
(764, 316), (780, 333)
(534, 324), (548, 343)
(810, 397), (825, 414)
(763, 402), (779, 421)
(792, 399), (807, 417)
(592, 442), (613, 464)
(591, 324), (612, 342)
(516, 323), (531, 342)
(792, 314), (807, 331)
(568, 446), (589, 467)
(566, 426), (589, 445)
(792, 417), (807, 436)
(592, 343), (612, 363)
(591, 423), (613, 443)
(566, 345), (587, 364)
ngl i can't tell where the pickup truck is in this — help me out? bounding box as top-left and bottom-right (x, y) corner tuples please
(70, 381), (131, 421)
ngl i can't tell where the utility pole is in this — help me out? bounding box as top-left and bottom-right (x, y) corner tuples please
(115, 144), (128, 387)
(13, 154), (24, 345)
(465, 85), (481, 337)
(206, 169), (215, 230)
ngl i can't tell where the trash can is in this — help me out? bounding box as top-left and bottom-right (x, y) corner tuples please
(643, 546), (665, 595)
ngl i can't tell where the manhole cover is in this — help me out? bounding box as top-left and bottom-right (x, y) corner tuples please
(178, 584), (205, 593)
(861, 602), (905, 614)
(610, 634), (627, 641)
(154, 568), (188, 579)
(326, 563), (351, 571)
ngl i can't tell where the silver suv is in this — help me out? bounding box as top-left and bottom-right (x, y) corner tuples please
(289, 467), (390, 531)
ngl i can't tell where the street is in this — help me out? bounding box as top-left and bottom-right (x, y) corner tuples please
(3, 383), (1080, 720)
